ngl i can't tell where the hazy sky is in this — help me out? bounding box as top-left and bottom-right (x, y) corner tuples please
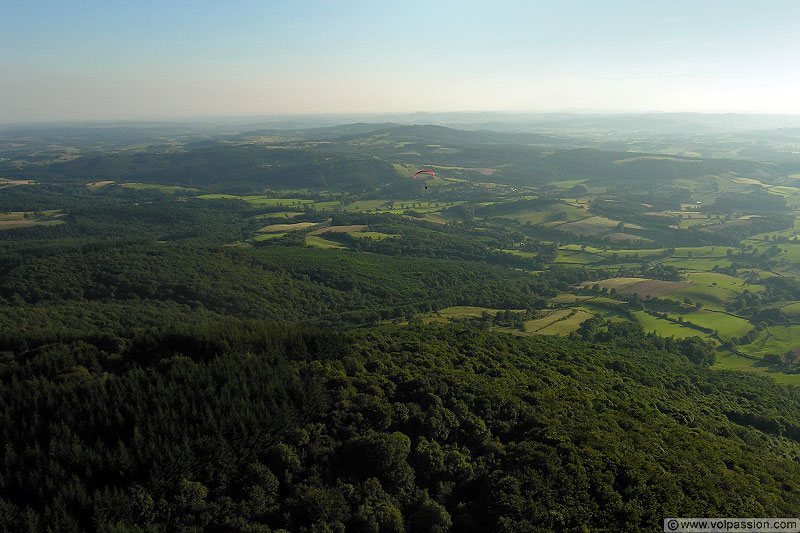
(3, 0), (800, 121)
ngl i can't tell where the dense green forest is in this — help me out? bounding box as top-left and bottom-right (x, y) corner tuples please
(3, 323), (800, 531)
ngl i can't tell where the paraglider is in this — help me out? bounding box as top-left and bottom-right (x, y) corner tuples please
(412, 170), (435, 189)
(412, 170), (435, 179)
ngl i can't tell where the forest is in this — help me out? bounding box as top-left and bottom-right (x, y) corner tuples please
(2, 322), (800, 531)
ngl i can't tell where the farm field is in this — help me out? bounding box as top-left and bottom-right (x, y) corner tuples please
(437, 306), (508, 319)
(341, 200), (451, 214)
(737, 325), (800, 359)
(549, 293), (592, 304)
(771, 244), (800, 265)
(554, 249), (604, 264)
(251, 232), (285, 241)
(666, 284), (739, 311)
(121, 183), (198, 193)
(633, 311), (714, 340)
(671, 246), (735, 258)
(598, 248), (667, 259)
(713, 351), (800, 386)
(196, 194), (314, 207)
(686, 271), (751, 291)
(522, 309), (574, 333)
(0, 211), (64, 229)
(548, 179), (588, 189)
(581, 296), (626, 307)
(680, 311), (752, 340)
(619, 279), (692, 297)
(419, 212), (450, 224)
(254, 211), (304, 219)
(767, 185), (800, 207)
(574, 304), (631, 322)
(536, 309), (593, 335)
(560, 244), (605, 254)
(664, 257), (734, 270)
(307, 225), (367, 236)
(780, 302), (800, 316)
(585, 277), (647, 291)
(304, 235), (347, 249)
(747, 218), (800, 242)
(258, 222), (317, 233)
(679, 217), (713, 228)
(0, 179), (33, 188)
(342, 200), (389, 211)
(86, 180), (114, 188)
(499, 203), (587, 225)
(555, 215), (620, 236)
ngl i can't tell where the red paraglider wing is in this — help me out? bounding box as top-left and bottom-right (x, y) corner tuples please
(412, 170), (436, 179)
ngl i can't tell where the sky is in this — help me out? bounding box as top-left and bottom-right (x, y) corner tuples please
(3, 0), (800, 122)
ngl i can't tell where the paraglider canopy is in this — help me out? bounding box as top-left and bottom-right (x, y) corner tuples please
(412, 170), (435, 179)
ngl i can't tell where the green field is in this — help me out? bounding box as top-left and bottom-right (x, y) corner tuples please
(575, 305), (630, 322)
(392, 163), (413, 177)
(536, 309), (593, 335)
(254, 211), (304, 219)
(556, 215), (621, 236)
(599, 248), (667, 259)
(671, 246), (735, 258)
(0, 211), (65, 230)
(344, 200), (392, 212)
(258, 222), (317, 233)
(437, 306), (506, 319)
(687, 271), (749, 291)
(679, 217), (713, 228)
(501, 203), (587, 225)
(665, 257), (733, 271)
(767, 185), (800, 207)
(666, 285), (731, 311)
(633, 311), (714, 340)
(737, 325), (800, 359)
(548, 179), (588, 189)
(549, 293), (590, 304)
(681, 311), (752, 340)
(554, 249), (604, 264)
(560, 244), (605, 254)
(772, 244), (800, 264)
(779, 302), (800, 316)
(0, 210), (59, 221)
(523, 309), (573, 333)
(197, 194), (314, 207)
(746, 218), (800, 242)
(583, 296), (626, 306)
(665, 272), (763, 311)
(587, 277), (647, 291)
(121, 183), (198, 193)
(342, 199), (452, 215)
(305, 235), (348, 249)
(310, 200), (341, 210)
(507, 250), (538, 259)
(251, 232), (285, 241)
(714, 350), (800, 386)
(420, 212), (449, 224)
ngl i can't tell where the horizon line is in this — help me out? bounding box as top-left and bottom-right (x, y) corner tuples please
(4, 109), (800, 128)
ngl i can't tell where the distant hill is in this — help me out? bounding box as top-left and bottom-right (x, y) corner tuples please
(235, 122), (404, 141)
(33, 144), (401, 192)
(334, 123), (564, 146)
